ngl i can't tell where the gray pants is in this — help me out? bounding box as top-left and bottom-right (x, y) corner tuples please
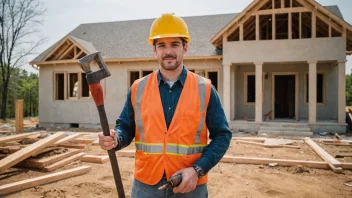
(131, 176), (208, 198)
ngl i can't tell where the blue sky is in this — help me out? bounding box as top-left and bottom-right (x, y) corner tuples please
(23, 0), (352, 73)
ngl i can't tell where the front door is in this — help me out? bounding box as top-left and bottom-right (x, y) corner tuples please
(274, 75), (295, 119)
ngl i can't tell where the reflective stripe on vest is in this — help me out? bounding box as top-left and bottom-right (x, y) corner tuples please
(135, 141), (163, 154)
(135, 75), (151, 142)
(135, 72), (207, 156)
(166, 143), (206, 156)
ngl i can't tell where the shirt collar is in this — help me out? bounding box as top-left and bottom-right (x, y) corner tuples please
(157, 66), (188, 86)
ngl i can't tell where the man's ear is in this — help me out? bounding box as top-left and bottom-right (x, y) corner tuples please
(153, 46), (157, 58)
(183, 43), (188, 54)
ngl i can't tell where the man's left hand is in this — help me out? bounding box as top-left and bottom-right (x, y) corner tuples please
(172, 167), (198, 193)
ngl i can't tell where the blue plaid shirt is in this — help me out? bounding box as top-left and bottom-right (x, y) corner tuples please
(114, 66), (232, 174)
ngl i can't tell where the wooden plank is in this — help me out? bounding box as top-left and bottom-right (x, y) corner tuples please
(281, 0), (284, 8)
(31, 146), (61, 157)
(0, 146), (21, 154)
(0, 132), (65, 173)
(304, 137), (342, 167)
(312, 12), (316, 38)
(15, 100), (24, 133)
(115, 150), (352, 171)
(235, 140), (300, 149)
(273, 13), (276, 40)
(221, 156), (329, 169)
(57, 143), (87, 149)
(335, 153), (352, 158)
(232, 137), (267, 142)
(0, 132), (41, 144)
(254, 7), (310, 15)
(289, 12), (292, 39)
(81, 154), (109, 164)
(323, 143), (352, 146)
(43, 152), (86, 172)
(69, 138), (94, 144)
(256, 15), (260, 41)
(54, 133), (85, 145)
(18, 149), (81, 169)
(0, 166), (91, 196)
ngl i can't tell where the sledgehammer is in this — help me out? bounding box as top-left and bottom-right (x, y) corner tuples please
(78, 52), (125, 198)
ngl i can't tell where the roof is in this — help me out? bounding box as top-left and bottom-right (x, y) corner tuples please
(31, 5), (345, 63)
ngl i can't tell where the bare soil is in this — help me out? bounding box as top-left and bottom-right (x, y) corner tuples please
(0, 137), (352, 198)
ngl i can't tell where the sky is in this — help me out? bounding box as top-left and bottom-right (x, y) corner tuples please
(23, 0), (352, 74)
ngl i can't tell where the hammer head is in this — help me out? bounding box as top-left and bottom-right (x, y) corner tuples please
(77, 52), (111, 85)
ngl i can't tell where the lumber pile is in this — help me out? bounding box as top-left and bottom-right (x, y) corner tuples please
(0, 131), (97, 196)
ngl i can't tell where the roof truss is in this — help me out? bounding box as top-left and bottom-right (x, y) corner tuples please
(43, 36), (88, 62)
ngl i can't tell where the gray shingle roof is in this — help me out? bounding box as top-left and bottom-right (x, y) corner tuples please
(325, 5), (343, 20)
(31, 5), (344, 63)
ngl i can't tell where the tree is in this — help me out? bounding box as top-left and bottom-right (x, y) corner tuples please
(0, 0), (45, 120)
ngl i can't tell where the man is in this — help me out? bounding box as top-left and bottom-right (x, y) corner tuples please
(99, 13), (232, 197)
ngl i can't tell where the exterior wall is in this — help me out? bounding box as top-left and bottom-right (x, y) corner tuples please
(234, 62), (338, 121)
(223, 37), (346, 64)
(38, 59), (223, 128)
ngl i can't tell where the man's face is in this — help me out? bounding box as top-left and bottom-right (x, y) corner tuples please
(153, 37), (188, 71)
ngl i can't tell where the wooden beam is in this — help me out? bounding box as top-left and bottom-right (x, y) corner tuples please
(304, 137), (342, 168)
(312, 12), (316, 38)
(272, 0), (275, 9)
(335, 153), (352, 158)
(43, 152), (86, 172)
(115, 150), (352, 171)
(240, 23), (244, 41)
(54, 133), (85, 145)
(254, 7), (310, 15)
(221, 156), (330, 169)
(256, 15), (260, 40)
(235, 140), (300, 149)
(289, 12), (292, 39)
(0, 132), (65, 173)
(281, 0), (284, 8)
(329, 25), (332, 37)
(69, 138), (94, 144)
(296, 0), (342, 33)
(15, 100), (23, 133)
(0, 132), (41, 144)
(57, 143), (88, 149)
(273, 13), (276, 40)
(18, 149), (81, 169)
(299, 12), (302, 38)
(290, 0), (292, 8)
(0, 166), (91, 196)
(81, 154), (109, 164)
(58, 44), (75, 60)
(343, 27), (347, 38)
(74, 46), (77, 57)
(73, 50), (84, 60)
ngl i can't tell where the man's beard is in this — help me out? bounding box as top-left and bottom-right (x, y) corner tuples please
(159, 53), (181, 71)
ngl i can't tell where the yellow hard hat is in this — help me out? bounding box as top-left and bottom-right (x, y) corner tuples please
(148, 13), (191, 45)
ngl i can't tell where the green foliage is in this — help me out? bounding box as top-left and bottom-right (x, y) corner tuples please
(0, 68), (38, 118)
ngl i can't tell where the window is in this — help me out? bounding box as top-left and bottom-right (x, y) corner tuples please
(301, 12), (312, 39)
(68, 73), (79, 98)
(247, 75), (256, 103)
(244, 73), (265, 104)
(55, 73), (65, 100)
(81, 73), (90, 97)
(305, 73), (324, 104)
(54, 72), (91, 101)
(128, 70), (154, 87)
(129, 71), (140, 87)
(207, 71), (218, 91)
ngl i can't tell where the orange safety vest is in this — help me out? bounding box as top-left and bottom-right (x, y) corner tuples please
(131, 70), (211, 185)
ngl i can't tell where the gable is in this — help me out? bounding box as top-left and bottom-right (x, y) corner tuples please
(42, 36), (93, 62)
(211, 0), (352, 52)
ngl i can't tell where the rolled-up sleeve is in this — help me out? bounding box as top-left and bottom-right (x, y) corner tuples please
(194, 85), (232, 174)
(114, 89), (136, 150)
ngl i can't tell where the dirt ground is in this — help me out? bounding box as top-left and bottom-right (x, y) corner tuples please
(1, 135), (352, 198)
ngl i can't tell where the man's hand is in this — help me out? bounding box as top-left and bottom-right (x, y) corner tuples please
(98, 129), (118, 150)
(172, 167), (198, 193)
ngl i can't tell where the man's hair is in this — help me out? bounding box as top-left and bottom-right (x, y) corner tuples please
(153, 37), (187, 48)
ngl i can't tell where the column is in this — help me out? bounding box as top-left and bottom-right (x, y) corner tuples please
(308, 61), (317, 124)
(223, 63), (231, 121)
(231, 65), (237, 120)
(255, 62), (263, 123)
(338, 61), (346, 124)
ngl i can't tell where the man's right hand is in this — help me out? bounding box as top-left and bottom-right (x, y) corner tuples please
(98, 129), (118, 150)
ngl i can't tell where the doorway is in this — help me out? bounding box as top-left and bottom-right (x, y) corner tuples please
(272, 73), (299, 120)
